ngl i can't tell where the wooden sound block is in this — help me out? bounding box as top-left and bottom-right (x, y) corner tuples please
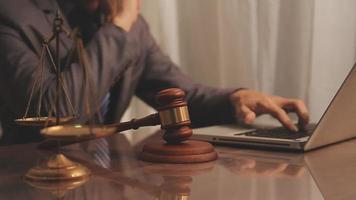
(139, 140), (218, 164)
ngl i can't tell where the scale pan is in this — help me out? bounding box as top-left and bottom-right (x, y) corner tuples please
(41, 125), (117, 141)
(15, 116), (76, 127)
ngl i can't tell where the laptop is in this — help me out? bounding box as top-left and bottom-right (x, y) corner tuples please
(192, 63), (356, 151)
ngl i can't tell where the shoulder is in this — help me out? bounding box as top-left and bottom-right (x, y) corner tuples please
(130, 15), (153, 42)
(0, 0), (53, 54)
(129, 15), (150, 34)
(135, 15), (150, 31)
(0, 0), (34, 24)
(0, 0), (48, 29)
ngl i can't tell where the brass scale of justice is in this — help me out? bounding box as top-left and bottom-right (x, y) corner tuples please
(18, 11), (218, 187)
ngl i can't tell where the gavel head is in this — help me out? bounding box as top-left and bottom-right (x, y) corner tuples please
(156, 88), (193, 144)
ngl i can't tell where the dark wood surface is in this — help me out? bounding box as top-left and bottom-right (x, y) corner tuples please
(1, 125), (356, 199)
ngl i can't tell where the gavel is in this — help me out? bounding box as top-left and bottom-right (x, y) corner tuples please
(40, 88), (217, 164)
(111, 88), (192, 144)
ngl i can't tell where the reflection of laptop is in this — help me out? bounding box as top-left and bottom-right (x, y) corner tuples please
(192, 63), (356, 151)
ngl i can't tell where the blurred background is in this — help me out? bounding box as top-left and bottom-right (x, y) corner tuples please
(120, 3), (356, 197)
(123, 0), (356, 128)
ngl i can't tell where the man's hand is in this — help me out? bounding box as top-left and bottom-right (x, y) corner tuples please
(230, 89), (309, 132)
(110, 0), (141, 32)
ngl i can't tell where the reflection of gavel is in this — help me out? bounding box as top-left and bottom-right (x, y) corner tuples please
(92, 157), (216, 200)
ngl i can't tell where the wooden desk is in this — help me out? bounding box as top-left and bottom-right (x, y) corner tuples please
(0, 126), (355, 200)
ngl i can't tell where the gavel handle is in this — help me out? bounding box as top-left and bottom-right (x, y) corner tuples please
(38, 113), (161, 149)
(108, 113), (161, 132)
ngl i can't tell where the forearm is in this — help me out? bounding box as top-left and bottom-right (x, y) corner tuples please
(186, 85), (236, 127)
(136, 70), (236, 126)
(133, 17), (236, 126)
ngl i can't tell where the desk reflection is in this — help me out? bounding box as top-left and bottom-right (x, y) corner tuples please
(206, 149), (322, 200)
(2, 127), (348, 200)
(220, 155), (305, 177)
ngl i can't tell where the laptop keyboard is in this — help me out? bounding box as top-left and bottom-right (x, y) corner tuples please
(242, 124), (316, 140)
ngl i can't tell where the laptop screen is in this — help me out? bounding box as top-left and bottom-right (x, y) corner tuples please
(309, 62), (355, 124)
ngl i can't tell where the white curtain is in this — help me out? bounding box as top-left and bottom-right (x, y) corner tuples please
(138, 0), (356, 123)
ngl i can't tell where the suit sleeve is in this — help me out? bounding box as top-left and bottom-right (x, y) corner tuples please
(0, 23), (127, 121)
(135, 19), (236, 127)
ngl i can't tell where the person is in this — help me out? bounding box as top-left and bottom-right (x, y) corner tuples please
(0, 0), (309, 145)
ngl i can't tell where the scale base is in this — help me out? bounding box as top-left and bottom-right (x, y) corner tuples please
(25, 153), (91, 182)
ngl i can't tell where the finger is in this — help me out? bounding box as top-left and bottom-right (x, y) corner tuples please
(283, 99), (310, 130)
(236, 105), (256, 124)
(268, 104), (298, 132)
(241, 105), (256, 124)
